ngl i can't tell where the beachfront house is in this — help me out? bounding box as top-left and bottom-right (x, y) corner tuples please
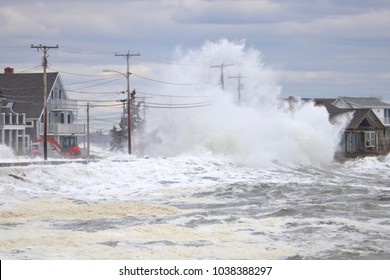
(331, 97), (390, 156)
(325, 104), (387, 156)
(294, 97), (390, 157)
(0, 67), (85, 155)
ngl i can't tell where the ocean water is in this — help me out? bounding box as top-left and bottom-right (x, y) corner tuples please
(0, 150), (389, 260)
(1, 39), (389, 259)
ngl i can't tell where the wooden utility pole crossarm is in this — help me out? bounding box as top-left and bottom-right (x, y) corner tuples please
(31, 44), (59, 160)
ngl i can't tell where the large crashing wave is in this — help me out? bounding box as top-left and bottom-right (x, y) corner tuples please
(138, 39), (347, 167)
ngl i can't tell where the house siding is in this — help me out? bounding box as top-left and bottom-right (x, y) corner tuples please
(0, 71), (85, 155)
(329, 97), (390, 157)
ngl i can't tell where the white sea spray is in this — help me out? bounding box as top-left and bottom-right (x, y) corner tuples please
(140, 39), (346, 167)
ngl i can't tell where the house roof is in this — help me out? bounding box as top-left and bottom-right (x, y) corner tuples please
(322, 102), (384, 130)
(333, 97), (390, 108)
(0, 72), (58, 119)
(347, 109), (373, 129)
(302, 98), (337, 105)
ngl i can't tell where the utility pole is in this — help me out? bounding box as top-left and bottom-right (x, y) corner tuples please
(210, 63), (233, 91)
(229, 73), (245, 104)
(86, 103), (90, 160)
(119, 97), (127, 143)
(143, 94), (146, 127)
(115, 51), (140, 154)
(31, 44), (59, 160)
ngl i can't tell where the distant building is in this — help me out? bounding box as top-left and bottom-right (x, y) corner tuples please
(0, 67), (85, 155)
(305, 97), (390, 157)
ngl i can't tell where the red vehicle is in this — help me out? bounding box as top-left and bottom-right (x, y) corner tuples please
(60, 136), (81, 156)
(32, 136), (81, 157)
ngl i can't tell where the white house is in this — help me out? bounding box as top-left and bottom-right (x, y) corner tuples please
(0, 67), (85, 155)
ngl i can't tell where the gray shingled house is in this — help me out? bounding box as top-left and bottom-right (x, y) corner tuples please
(332, 97), (390, 156)
(0, 67), (85, 155)
(309, 98), (389, 157)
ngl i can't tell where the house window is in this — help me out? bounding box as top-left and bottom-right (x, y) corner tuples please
(365, 132), (375, 147)
(384, 109), (390, 125)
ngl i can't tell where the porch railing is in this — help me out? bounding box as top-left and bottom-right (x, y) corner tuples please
(40, 123), (86, 135)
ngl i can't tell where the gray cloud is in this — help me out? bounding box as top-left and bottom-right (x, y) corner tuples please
(1, 0), (389, 100)
(172, 0), (285, 24)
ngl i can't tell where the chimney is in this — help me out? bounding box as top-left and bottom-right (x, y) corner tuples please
(4, 67), (14, 74)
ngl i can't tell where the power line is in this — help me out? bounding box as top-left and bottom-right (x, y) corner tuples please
(48, 67), (119, 77)
(145, 101), (210, 107)
(137, 90), (208, 99)
(79, 117), (122, 122)
(79, 112), (122, 118)
(139, 52), (208, 66)
(19, 65), (43, 73)
(74, 98), (210, 107)
(67, 90), (120, 94)
(59, 47), (115, 55)
(65, 75), (123, 86)
(89, 103), (124, 108)
(0, 37), (27, 49)
(66, 76), (124, 91)
(143, 104), (209, 109)
(132, 73), (201, 86)
(74, 99), (123, 103)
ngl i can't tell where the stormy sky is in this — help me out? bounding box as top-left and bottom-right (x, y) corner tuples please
(1, 0), (389, 101)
